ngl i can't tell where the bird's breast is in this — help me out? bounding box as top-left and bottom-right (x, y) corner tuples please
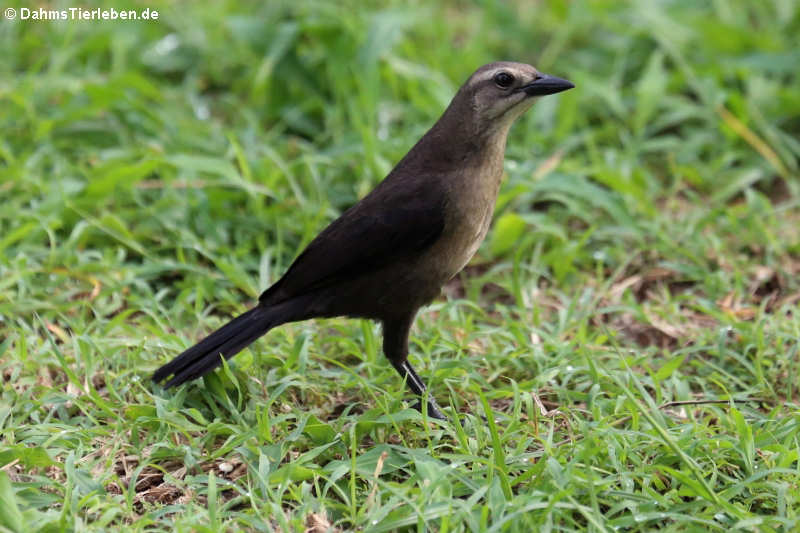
(446, 196), (494, 273)
(427, 163), (503, 281)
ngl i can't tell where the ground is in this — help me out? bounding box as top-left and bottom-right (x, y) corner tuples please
(1, 0), (799, 531)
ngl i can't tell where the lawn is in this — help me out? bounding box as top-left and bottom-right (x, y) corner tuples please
(1, 0), (799, 531)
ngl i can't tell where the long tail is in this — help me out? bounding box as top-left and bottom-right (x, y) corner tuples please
(153, 306), (278, 388)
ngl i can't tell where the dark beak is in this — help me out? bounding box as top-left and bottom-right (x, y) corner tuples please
(519, 74), (575, 96)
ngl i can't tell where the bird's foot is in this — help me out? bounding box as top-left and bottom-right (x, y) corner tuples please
(409, 400), (491, 425)
(412, 398), (447, 420)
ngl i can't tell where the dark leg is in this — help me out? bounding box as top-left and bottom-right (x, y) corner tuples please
(383, 315), (447, 420)
(391, 359), (447, 420)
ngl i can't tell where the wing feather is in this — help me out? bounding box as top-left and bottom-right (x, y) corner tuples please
(259, 176), (445, 305)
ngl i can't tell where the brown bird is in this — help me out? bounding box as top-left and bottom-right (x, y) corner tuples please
(153, 62), (574, 419)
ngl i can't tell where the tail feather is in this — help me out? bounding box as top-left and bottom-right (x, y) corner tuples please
(153, 306), (276, 388)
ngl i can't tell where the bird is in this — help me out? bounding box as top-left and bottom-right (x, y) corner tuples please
(153, 62), (574, 420)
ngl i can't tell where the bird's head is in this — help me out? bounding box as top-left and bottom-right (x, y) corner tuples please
(456, 61), (574, 137)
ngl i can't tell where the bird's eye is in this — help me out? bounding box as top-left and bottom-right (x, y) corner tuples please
(494, 72), (515, 88)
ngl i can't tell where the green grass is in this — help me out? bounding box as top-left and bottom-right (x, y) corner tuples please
(2, 0), (799, 530)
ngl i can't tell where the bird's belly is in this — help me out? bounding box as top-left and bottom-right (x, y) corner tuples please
(326, 208), (492, 320)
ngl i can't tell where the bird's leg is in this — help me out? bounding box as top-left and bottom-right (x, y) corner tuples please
(391, 359), (446, 420)
(383, 316), (446, 420)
